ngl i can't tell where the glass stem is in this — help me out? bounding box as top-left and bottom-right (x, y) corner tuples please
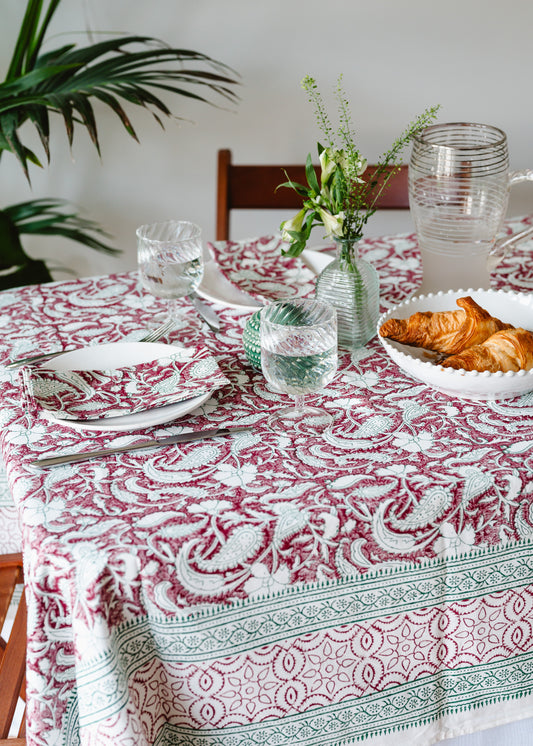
(294, 394), (305, 410)
(167, 298), (180, 321)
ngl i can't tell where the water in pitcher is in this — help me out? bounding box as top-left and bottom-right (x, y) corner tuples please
(412, 185), (505, 294)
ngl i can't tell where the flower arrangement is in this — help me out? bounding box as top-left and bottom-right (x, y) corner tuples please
(279, 75), (439, 257)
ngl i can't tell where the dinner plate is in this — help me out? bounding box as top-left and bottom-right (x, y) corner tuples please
(378, 288), (533, 400)
(195, 248), (333, 310)
(41, 342), (212, 432)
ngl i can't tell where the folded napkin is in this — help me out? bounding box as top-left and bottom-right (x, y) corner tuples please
(21, 345), (229, 421)
(207, 235), (317, 305)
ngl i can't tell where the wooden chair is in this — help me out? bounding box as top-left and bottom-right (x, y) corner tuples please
(0, 553), (26, 744)
(216, 148), (409, 241)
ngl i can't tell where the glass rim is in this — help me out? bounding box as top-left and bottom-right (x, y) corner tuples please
(136, 220), (202, 242)
(261, 298), (336, 329)
(413, 122), (507, 151)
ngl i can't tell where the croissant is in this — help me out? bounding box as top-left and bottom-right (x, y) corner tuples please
(440, 328), (533, 373)
(379, 296), (512, 355)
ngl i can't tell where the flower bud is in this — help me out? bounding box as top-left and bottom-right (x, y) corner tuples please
(280, 209), (305, 243)
(317, 208), (344, 238)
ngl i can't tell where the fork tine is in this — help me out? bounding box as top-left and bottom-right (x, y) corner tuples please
(139, 318), (174, 343)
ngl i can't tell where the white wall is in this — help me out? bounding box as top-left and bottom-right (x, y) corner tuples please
(1, 0), (532, 281)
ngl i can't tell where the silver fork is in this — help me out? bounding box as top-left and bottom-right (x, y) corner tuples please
(5, 317), (176, 370)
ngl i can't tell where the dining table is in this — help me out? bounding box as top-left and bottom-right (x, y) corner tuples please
(1, 215), (533, 746)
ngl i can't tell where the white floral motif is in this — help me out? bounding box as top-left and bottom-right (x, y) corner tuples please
(22, 495), (67, 529)
(215, 461), (258, 487)
(189, 499), (232, 516)
(244, 563), (291, 598)
(434, 522), (477, 557)
(393, 430), (435, 454)
(376, 464), (417, 477)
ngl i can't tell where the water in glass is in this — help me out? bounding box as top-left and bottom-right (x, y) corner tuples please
(261, 298), (337, 436)
(137, 220), (203, 326)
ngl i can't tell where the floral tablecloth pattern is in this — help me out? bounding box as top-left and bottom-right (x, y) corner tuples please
(1, 217), (533, 745)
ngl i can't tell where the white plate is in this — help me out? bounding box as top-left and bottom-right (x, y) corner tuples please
(42, 342), (212, 432)
(378, 288), (533, 400)
(195, 248), (333, 311)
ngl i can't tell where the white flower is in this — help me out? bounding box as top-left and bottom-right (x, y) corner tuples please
(321, 147), (366, 184)
(352, 155), (367, 180)
(280, 209), (305, 243)
(319, 147), (337, 184)
(317, 207), (344, 238)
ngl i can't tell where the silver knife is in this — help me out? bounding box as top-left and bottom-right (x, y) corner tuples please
(31, 425), (252, 468)
(188, 292), (222, 333)
(6, 348), (73, 369)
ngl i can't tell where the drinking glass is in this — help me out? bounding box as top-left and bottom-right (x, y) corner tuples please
(137, 220), (204, 326)
(260, 298), (338, 435)
(408, 122), (533, 295)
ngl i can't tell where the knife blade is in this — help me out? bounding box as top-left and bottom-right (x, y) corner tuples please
(188, 293), (222, 332)
(30, 425), (253, 468)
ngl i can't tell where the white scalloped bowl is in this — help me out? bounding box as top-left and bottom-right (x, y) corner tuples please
(377, 288), (533, 400)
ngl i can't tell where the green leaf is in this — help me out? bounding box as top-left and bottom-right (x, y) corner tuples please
(4, 198), (119, 256)
(276, 179), (309, 198)
(0, 209), (31, 268)
(0, 260), (53, 290)
(305, 152), (320, 194)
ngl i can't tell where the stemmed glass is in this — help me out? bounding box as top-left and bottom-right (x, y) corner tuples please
(260, 298), (338, 435)
(137, 220), (204, 327)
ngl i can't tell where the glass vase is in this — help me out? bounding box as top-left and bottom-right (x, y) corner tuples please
(315, 238), (379, 350)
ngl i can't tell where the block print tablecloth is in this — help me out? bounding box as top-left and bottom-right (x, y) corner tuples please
(1, 218), (533, 745)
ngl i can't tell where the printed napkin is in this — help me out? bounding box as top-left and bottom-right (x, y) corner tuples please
(208, 235), (318, 305)
(21, 345), (229, 420)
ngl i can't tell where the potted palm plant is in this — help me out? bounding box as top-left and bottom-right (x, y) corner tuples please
(0, 0), (239, 289)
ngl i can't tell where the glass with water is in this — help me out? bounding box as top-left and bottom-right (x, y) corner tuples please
(137, 220), (203, 325)
(261, 298), (337, 436)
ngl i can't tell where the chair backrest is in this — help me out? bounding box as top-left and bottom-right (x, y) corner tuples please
(0, 553), (26, 742)
(216, 148), (409, 241)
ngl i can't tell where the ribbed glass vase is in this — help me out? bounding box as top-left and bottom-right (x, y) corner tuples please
(315, 238), (379, 350)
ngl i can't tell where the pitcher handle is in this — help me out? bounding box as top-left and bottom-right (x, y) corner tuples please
(510, 168), (533, 185)
(488, 169), (533, 268)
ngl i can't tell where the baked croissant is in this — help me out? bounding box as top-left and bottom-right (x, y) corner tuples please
(440, 328), (533, 373)
(379, 296), (512, 355)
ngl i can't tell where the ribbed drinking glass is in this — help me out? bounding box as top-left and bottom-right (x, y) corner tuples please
(260, 298), (338, 436)
(137, 220), (204, 327)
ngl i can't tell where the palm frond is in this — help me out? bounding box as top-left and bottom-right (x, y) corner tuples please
(1, 18), (240, 178)
(4, 198), (118, 255)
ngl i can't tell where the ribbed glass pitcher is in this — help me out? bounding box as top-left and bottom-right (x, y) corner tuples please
(409, 122), (533, 295)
